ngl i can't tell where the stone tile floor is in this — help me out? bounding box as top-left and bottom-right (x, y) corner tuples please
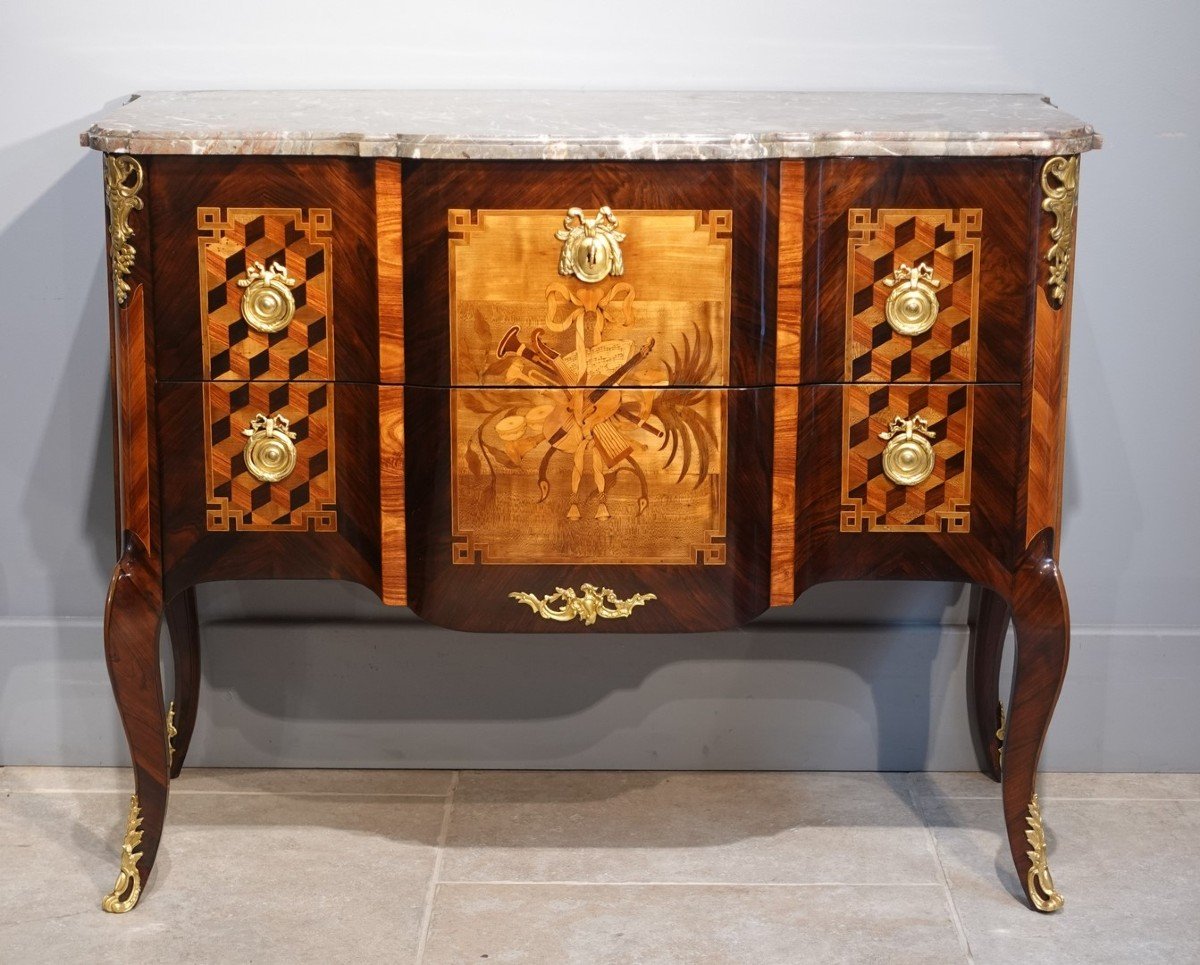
(1, 768), (1197, 964)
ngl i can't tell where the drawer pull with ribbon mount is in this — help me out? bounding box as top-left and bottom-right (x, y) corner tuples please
(237, 260), (297, 333)
(882, 262), (941, 336)
(242, 413), (298, 483)
(878, 415), (937, 487)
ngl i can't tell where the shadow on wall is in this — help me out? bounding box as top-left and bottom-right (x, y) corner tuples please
(187, 580), (968, 772)
(1058, 283), (1139, 626)
(4, 124), (117, 611)
(1, 117), (123, 755)
(10, 138), (116, 585)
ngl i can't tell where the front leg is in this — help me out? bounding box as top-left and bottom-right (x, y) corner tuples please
(1000, 530), (1069, 912)
(967, 585), (1011, 781)
(102, 535), (170, 913)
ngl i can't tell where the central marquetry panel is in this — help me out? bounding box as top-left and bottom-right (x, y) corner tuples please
(447, 208), (733, 565)
(451, 387), (727, 565)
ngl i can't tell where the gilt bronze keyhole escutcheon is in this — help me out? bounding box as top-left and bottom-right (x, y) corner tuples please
(555, 206), (626, 283)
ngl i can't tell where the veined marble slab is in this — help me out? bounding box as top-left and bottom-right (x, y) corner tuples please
(81, 90), (1100, 159)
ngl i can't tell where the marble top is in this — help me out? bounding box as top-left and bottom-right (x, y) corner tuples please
(81, 91), (1100, 160)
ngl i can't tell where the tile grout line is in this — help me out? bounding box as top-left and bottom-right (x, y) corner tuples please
(2, 788), (451, 798)
(435, 880), (952, 888)
(415, 769), (459, 965)
(9, 787), (1200, 802)
(909, 794), (1200, 803)
(907, 776), (975, 965)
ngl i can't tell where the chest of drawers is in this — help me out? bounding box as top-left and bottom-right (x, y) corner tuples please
(83, 91), (1098, 914)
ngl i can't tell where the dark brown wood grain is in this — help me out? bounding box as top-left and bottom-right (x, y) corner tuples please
(988, 160), (1078, 909)
(967, 585), (1011, 781)
(104, 533), (169, 904)
(115, 285), (154, 554)
(102, 154), (171, 909)
(106, 156), (161, 562)
(399, 160), (779, 387)
(147, 157), (380, 382)
(807, 157), (1039, 385)
(165, 587), (200, 778)
(1001, 528), (1070, 911)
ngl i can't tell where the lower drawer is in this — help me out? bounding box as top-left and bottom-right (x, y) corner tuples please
(155, 379), (1018, 617)
(400, 386), (774, 632)
(158, 381), (380, 597)
(798, 382), (1022, 587)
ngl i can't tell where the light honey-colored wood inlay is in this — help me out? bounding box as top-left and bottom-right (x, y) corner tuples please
(448, 207), (733, 566)
(776, 161), (804, 384)
(380, 386), (406, 605)
(377, 161), (405, 383)
(448, 208), (732, 386)
(770, 385), (799, 604)
(451, 387), (727, 565)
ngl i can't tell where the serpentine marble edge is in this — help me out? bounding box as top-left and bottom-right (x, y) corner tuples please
(81, 91), (1101, 159)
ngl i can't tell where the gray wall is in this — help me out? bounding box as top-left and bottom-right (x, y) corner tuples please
(2, 2), (1198, 770)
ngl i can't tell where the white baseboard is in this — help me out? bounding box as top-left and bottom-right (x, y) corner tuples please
(2, 616), (1197, 771)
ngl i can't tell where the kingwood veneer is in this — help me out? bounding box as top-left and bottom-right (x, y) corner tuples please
(82, 90), (1099, 914)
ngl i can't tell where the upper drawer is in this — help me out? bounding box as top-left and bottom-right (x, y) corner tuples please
(399, 160), (777, 388)
(149, 157), (379, 382)
(806, 158), (1038, 384)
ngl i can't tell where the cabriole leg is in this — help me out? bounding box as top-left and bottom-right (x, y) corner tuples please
(1000, 530), (1070, 913)
(102, 535), (170, 913)
(967, 585), (1011, 781)
(165, 587), (201, 778)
